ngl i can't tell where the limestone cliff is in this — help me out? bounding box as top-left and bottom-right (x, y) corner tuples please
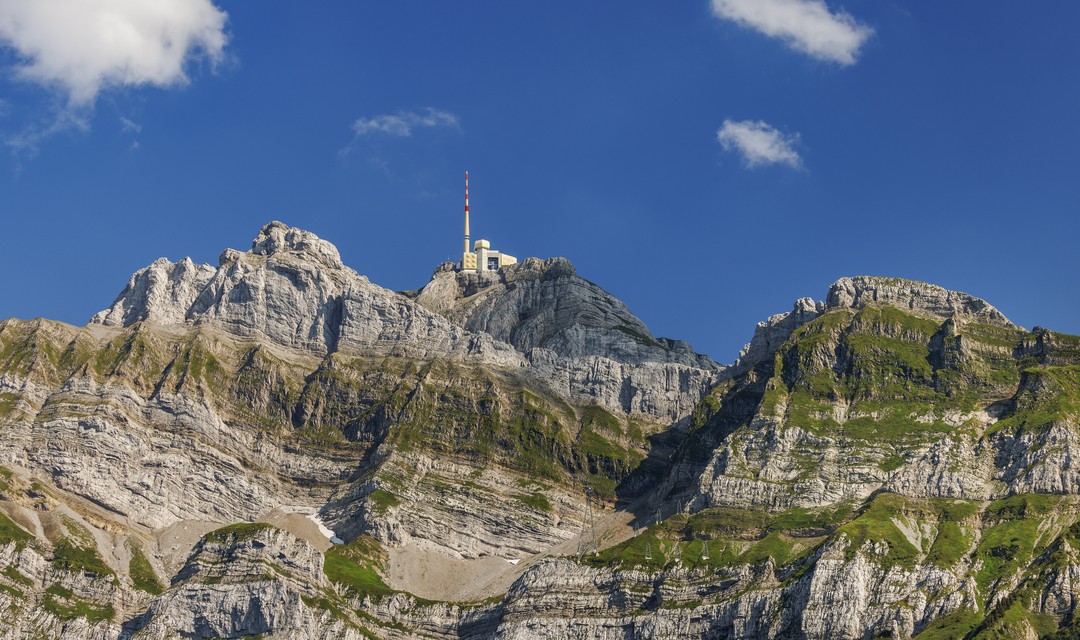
(2, 225), (1079, 640)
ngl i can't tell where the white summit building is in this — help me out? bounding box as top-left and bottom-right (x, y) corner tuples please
(459, 171), (517, 272)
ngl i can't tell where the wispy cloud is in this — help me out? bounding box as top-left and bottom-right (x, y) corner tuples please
(3, 110), (90, 159)
(717, 119), (802, 169)
(340, 108), (461, 158)
(350, 108), (460, 137)
(119, 116), (142, 134)
(710, 0), (873, 65)
(0, 0), (230, 106)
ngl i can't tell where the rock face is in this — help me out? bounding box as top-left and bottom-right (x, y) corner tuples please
(91, 223), (718, 425)
(92, 257), (217, 328)
(416, 257), (716, 369)
(669, 275), (1050, 515)
(732, 296), (825, 374)
(124, 524), (371, 640)
(827, 275), (1017, 328)
(93, 222), (523, 367)
(415, 257), (721, 423)
(3, 224), (1080, 639)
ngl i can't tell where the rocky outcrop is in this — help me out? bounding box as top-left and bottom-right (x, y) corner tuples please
(92, 257), (217, 328)
(732, 296), (824, 374)
(93, 222), (524, 368)
(416, 257), (722, 423)
(124, 524), (362, 640)
(485, 532), (976, 640)
(658, 275), (1077, 524)
(90, 223), (716, 425)
(324, 452), (583, 561)
(417, 257), (716, 369)
(827, 275), (1017, 329)
(7, 372), (353, 531)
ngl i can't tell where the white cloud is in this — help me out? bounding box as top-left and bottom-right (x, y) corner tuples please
(0, 0), (229, 106)
(119, 116), (142, 134)
(3, 109), (89, 157)
(717, 119), (802, 169)
(350, 108), (460, 137)
(711, 0), (873, 65)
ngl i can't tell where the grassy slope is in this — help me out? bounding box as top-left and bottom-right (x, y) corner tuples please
(642, 305), (1080, 637)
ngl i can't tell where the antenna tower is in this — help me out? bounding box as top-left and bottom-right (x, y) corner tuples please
(463, 171), (470, 254)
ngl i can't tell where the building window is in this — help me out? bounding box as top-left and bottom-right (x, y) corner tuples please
(487, 257), (499, 271)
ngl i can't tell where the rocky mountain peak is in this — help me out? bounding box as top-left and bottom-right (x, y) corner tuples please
(91, 221), (523, 362)
(733, 296), (825, 374)
(731, 276), (1018, 376)
(826, 275), (1016, 328)
(86, 222), (716, 422)
(249, 220), (343, 270)
(415, 255), (718, 370)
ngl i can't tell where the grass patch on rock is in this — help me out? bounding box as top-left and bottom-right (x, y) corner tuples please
(0, 511), (34, 548)
(324, 536), (393, 598)
(128, 543), (164, 595)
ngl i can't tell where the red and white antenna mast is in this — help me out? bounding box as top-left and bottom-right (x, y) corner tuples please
(464, 171), (471, 254)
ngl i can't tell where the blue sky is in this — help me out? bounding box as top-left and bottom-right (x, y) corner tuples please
(1, 1), (1077, 362)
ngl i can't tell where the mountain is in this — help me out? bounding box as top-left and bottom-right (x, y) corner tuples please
(0, 222), (1077, 639)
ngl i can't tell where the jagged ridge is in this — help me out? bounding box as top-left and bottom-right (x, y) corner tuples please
(1, 223), (1078, 639)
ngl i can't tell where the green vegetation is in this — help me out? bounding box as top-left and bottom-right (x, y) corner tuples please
(368, 489), (401, 514)
(86, 327), (178, 394)
(2, 565), (31, 586)
(387, 364), (572, 482)
(988, 366), (1080, 437)
(912, 609), (981, 639)
(378, 359), (650, 500)
(775, 305), (1052, 432)
(975, 494), (1063, 596)
(836, 494), (921, 568)
(0, 392), (20, 418)
(128, 543), (164, 595)
(579, 404), (622, 434)
(43, 584), (114, 624)
(585, 504), (850, 571)
(971, 596), (1058, 639)
(324, 536), (394, 598)
(52, 537), (117, 582)
(0, 466), (12, 495)
(879, 454), (905, 472)
(577, 427), (641, 466)
(743, 531), (795, 566)
(0, 322), (66, 384)
(689, 383), (728, 431)
(757, 495), (977, 572)
(0, 582), (22, 599)
(925, 521), (969, 567)
(203, 522), (277, 545)
(0, 511), (34, 547)
(766, 503), (853, 532)
(514, 491), (552, 513)
(168, 339), (229, 393)
(685, 507), (769, 537)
